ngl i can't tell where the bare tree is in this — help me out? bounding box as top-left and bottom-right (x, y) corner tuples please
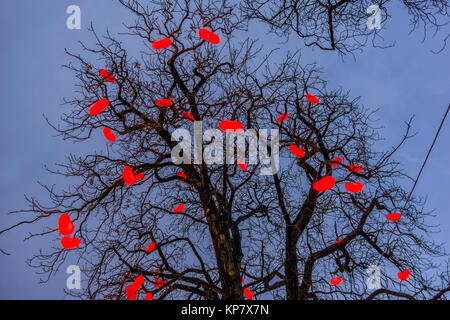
(242, 0), (450, 55)
(1, 0), (449, 300)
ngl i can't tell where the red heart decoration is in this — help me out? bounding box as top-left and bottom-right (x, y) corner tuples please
(126, 285), (137, 300)
(151, 37), (172, 50)
(174, 204), (184, 213)
(198, 29), (220, 44)
(241, 278), (245, 284)
(132, 275), (145, 291)
(99, 69), (116, 82)
(154, 279), (166, 288)
(344, 182), (364, 193)
(102, 127), (116, 142)
(313, 176), (335, 192)
(61, 236), (81, 249)
(276, 113), (289, 123)
(135, 173), (145, 181)
(330, 277), (342, 286)
(89, 99), (109, 116)
(386, 212), (401, 222)
(305, 94), (319, 104)
(155, 99), (173, 107)
(289, 145), (305, 158)
(58, 213), (75, 236)
(146, 242), (156, 253)
(177, 172), (187, 181)
(397, 269), (411, 281)
(182, 111), (194, 121)
(330, 157), (343, 167)
(243, 288), (253, 300)
(237, 158), (247, 171)
(145, 292), (153, 300)
(123, 166), (136, 185)
(219, 120), (244, 133)
(336, 238), (343, 244)
(348, 165), (363, 173)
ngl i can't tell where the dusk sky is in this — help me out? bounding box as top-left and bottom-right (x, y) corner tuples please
(0, 0), (448, 299)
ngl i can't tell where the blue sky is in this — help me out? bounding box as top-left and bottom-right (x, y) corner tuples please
(0, 0), (448, 299)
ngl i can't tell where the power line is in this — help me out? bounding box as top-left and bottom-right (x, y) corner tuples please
(377, 104), (450, 266)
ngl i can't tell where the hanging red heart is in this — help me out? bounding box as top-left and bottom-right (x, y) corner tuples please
(237, 158), (247, 171)
(126, 285), (137, 300)
(89, 99), (109, 116)
(241, 278), (245, 284)
(154, 279), (166, 288)
(243, 288), (253, 300)
(99, 69), (116, 82)
(305, 94), (319, 104)
(198, 28), (220, 44)
(276, 113), (289, 123)
(123, 166), (136, 185)
(182, 111), (195, 121)
(330, 277), (342, 286)
(61, 236), (81, 249)
(386, 212), (401, 222)
(289, 145), (305, 158)
(344, 182), (364, 193)
(135, 173), (145, 181)
(145, 292), (153, 300)
(146, 242), (156, 253)
(132, 275), (145, 291)
(330, 157), (343, 167)
(58, 213), (75, 236)
(152, 37), (172, 50)
(174, 204), (184, 213)
(348, 165), (363, 173)
(102, 127), (116, 142)
(313, 176), (335, 192)
(155, 99), (173, 107)
(178, 172), (187, 181)
(397, 269), (411, 281)
(219, 120), (244, 133)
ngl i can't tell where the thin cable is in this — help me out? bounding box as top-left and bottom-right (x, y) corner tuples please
(376, 104), (450, 266)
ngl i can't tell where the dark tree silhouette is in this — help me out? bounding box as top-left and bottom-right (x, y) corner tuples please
(242, 0), (450, 55)
(1, 0), (449, 300)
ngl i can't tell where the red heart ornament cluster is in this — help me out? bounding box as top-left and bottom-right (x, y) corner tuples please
(58, 214), (80, 249)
